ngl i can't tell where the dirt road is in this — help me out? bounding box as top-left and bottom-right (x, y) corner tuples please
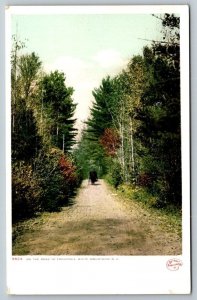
(13, 179), (181, 255)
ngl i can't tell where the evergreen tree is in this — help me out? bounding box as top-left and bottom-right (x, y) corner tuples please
(74, 129), (108, 179)
(11, 38), (80, 223)
(86, 76), (116, 138)
(39, 71), (77, 152)
(135, 14), (181, 207)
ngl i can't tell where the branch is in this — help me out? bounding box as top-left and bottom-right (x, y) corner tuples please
(137, 38), (179, 46)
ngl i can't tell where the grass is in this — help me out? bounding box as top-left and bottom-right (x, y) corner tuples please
(12, 178), (182, 255)
(105, 181), (182, 238)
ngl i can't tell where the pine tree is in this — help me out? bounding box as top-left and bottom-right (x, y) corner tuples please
(39, 71), (77, 152)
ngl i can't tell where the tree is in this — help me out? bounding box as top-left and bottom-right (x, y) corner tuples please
(11, 39), (42, 162)
(12, 98), (41, 162)
(118, 55), (148, 183)
(39, 71), (77, 151)
(74, 128), (108, 179)
(11, 35), (26, 106)
(11, 38), (80, 223)
(78, 13), (182, 209)
(134, 14), (181, 207)
(152, 14), (180, 70)
(86, 76), (128, 181)
(18, 52), (42, 99)
(86, 76), (116, 138)
(11, 39), (43, 222)
(100, 128), (120, 157)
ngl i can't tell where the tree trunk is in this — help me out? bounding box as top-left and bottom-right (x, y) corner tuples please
(130, 117), (135, 174)
(63, 134), (65, 152)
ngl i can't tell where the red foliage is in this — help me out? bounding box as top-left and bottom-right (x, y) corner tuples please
(100, 128), (120, 156)
(59, 156), (77, 183)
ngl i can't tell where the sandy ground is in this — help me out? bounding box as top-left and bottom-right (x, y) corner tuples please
(13, 179), (181, 255)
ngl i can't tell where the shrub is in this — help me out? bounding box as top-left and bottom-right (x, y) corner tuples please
(12, 162), (42, 223)
(34, 148), (66, 211)
(107, 160), (123, 188)
(35, 148), (80, 212)
(12, 147), (81, 222)
(137, 172), (153, 188)
(59, 155), (80, 199)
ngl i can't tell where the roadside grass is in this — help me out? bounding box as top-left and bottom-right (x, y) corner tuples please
(12, 182), (83, 254)
(105, 180), (182, 238)
(12, 179), (182, 255)
(12, 211), (58, 253)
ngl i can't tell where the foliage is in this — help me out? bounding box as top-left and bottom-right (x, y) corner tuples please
(136, 14), (181, 207)
(116, 183), (181, 236)
(99, 128), (120, 156)
(74, 128), (108, 179)
(12, 162), (42, 223)
(86, 76), (115, 138)
(39, 71), (77, 151)
(77, 14), (181, 210)
(11, 13), (182, 225)
(12, 98), (42, 162)
(11, 38), (42, 163)
(11, 38), (79, 223)
(34, 148), (76, 212)
(18, 52), (42, 99)
(59, 154), (81, 197)
(105, 159), (123, 188)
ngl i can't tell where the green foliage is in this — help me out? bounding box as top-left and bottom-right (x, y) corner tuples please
(76, 14), (181, 211)
(18, 52), (42, 99)
(39, 71), (77, 151)
(116, 183), (181, 235)
(123, 185), (156, 206)
(136, 42), (181, 206)
(34, 148), (64, 212)
(74, 129), (108, 179)
(86, 85), (112, 137)
(11, 38), (79, 223)
(12, 149), (81, 222)
(86, 76), (123, 138)
(11, 13), (182, 225)
(12, 162), (42, 223)
(12, 98), (41, 162)
(106, 160), (123, 188)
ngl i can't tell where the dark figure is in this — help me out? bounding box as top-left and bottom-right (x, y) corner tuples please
(89, 170), (98, 184)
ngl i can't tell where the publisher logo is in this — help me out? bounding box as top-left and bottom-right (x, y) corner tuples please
(166, 259), (183, 271)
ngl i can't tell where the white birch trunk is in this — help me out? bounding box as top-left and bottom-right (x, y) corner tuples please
(130, 116), (135, 182)
(63, 134), (65, 152)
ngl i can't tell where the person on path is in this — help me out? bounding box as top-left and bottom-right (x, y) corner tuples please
(89, 170), (98, 184)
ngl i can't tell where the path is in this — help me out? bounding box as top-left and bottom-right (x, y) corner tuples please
(13, 180), (181, 255)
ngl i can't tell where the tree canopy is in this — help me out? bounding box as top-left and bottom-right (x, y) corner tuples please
(12, 13), (182, 224)
(11, 38), (80, 223)
(75, 13), (181, 209)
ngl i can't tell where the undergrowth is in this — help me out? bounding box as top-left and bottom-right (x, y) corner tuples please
(105, 178), (182, 238)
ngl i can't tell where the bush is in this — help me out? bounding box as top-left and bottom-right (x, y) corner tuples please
(107, 160), (123, 188)
(117, 184), (159, 208)
(34, 148), (66, 211)
(35, 148), (80, 212)
(12, 147), (82, 222)
(12, 162), (42, 223)
(137, 172), (153, 188)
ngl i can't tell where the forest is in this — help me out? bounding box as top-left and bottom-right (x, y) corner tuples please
(12, 14), (181, 224)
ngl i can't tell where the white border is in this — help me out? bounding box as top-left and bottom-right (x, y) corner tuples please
(5, 6), (12, 294)
(6, 5), (190, 295)
(7, 5), (190, 15)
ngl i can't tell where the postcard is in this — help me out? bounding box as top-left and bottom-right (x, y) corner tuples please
(6, 5), (190, 294)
